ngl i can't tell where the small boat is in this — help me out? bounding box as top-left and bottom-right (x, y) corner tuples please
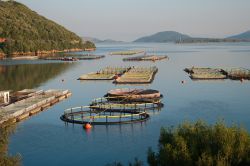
(105, 88), (162, 102)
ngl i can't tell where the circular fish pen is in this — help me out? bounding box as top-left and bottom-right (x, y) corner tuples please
(60, 88), (164, 125)
(90, 96), (164, 111)
(60, 106), (150, 125)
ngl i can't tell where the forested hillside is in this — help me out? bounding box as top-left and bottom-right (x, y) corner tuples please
(0, 1), (95, 57)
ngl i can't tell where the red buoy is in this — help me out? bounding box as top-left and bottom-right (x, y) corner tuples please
(84, 123), (92, 129)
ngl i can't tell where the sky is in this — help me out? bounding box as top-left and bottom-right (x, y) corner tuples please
(17, 0), (250, 41)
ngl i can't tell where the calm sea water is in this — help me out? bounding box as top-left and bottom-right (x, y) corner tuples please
(3, 42), (250, 165)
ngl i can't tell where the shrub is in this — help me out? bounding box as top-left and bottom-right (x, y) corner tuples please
(148, 121), (250, 166)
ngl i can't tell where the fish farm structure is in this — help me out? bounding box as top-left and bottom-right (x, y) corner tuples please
(78, 67), (131, 80)
(109, 50), (144, 56)
(60, 89), (164, 125)
(0, 89), (71, 125)
(78, 66), (159, 84)
(184, 67), (250, 80)
(114, 66), (158, 84)
(41, 54), (105, 61)
(123, 55), (169, 61)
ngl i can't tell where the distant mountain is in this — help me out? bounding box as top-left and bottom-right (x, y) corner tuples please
(82, 37), (102, 43)
(101, 39), (124, 43)
(227, 30), (250, 41)
(83, 37), (124, 43)
(134, 31), (191, 43)
(134, 30), (250, 43)
(176, 38), (242, 44)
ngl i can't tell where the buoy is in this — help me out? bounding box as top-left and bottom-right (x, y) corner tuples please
(84, 123), (92, 129)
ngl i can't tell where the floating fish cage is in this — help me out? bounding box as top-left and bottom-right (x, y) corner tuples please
(110, 50), (144, 56)
(222, 68), (250, 80)
(185, 67), (250, 80)
(184, 67), (226, 79)
(78, 67), (130, 80)
(104, 88), (163, 103)
(60, 104), (157, 125)
(90, 98), (164, 112)
(60, 89), (164, 125)
(114, 66), (158, 84)
(123, 55), (168, 61)
(41, 54), (105, 61)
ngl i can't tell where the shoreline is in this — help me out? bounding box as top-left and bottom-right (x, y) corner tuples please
(0, 48), (96, 60)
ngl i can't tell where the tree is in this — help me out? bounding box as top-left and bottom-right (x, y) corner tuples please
(147, 121), (250, 166)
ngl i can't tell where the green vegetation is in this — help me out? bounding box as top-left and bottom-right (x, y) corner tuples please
(0, 63), (74, 91)
(108, 121), (250, 166)
(0, 121), (21, 166)
(148, 121), (250, 166)
(83, 41), (96, 50)
(0, 1), (95, 57)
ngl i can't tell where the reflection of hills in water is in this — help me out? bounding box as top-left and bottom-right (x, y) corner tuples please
(0, 63), (74, 91)
(0, 123), (20, 165)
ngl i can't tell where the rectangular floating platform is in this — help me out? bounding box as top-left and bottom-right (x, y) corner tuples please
(184, 67), (226, 79)
(222, 68), (250, 80)
(123, 55), (169, 61)
(78, 67), (131, 80)
(184, 67), (250, 80)
(110, 50), (144, 56)
(0, 89), (71, 125)
(41, 54), (105, 61)
(114, 66), (158, 84)
(77, 55), (105, 60)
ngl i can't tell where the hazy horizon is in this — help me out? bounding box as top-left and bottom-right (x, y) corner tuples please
(17, 0), (250, 41)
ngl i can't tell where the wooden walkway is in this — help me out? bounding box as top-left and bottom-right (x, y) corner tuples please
(0, 89), (71, 125)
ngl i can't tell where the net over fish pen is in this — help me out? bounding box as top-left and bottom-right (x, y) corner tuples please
(105, 88), (163, 103)
(222, 68), (250, 80)
(78, 67), (131, 80)
(185, 67), (250, 81)
(114, 66), (158, 84)
(184, 67), (227, 79)
(123, 55), (169, 62)
(60, 88), (164, 125)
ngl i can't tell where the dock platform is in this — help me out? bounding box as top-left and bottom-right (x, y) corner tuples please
(0, 89), (71, 125)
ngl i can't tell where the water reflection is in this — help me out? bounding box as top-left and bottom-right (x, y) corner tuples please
(0, 63), (75, 91)
(0, 123), (21, 165)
